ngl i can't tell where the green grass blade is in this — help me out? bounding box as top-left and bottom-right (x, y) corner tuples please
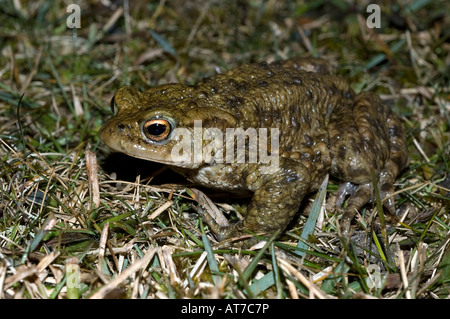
(243, 230), (279, 282)
(296, 175), (328, 257)
(248, 271), (274, 296)
(201, 233), (221, 286)
(148, 29), (178, 57)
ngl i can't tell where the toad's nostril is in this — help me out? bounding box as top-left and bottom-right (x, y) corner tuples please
(117, 123), (126, 132)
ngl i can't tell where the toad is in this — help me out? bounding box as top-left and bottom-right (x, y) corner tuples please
(99, 57), (408, 246)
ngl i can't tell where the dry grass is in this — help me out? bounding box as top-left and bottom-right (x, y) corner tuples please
(0, 0), (449, 299)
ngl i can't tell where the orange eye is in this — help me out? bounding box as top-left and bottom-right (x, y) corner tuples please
(143, 118), (172, 142)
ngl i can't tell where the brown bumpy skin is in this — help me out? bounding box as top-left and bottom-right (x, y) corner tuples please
(99, 57), (408, 246)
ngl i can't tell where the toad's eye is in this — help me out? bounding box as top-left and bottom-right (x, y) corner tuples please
(110, 95), (118, 114)
(143, 118), (172, 142)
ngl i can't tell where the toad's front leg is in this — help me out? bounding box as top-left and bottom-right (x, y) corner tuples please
(202, 160), (312, 247)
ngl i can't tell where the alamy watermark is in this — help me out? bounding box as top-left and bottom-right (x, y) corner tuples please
(66, 4), (382, 30)
(66, 263), (80, 289)
(168, 120), (280, 173)
(366, 4), (381, 29)
(366, 264), (383, 289)
(66, 4), (81, 29)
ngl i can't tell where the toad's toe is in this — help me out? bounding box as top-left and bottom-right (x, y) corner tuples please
(339, 182), (373, 238)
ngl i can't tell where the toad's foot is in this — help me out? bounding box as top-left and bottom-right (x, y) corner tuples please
(336, 179), (398, 238)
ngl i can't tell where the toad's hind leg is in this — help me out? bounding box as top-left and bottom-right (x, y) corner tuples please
(377, 105), (408, 214)
(329, 92), (408, 236)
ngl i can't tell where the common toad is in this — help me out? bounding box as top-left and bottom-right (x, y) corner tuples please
(99, 57), (408, 246)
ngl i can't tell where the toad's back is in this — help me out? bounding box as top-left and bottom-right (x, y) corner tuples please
(195, 59), (354, 163)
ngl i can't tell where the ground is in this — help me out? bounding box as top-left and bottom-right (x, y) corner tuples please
(0, 0), (449, 299)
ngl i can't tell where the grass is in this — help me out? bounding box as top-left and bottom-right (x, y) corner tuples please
(0, 0), (449, 299)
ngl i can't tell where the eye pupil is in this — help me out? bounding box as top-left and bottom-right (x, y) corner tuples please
(147, 123), (166, 136)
